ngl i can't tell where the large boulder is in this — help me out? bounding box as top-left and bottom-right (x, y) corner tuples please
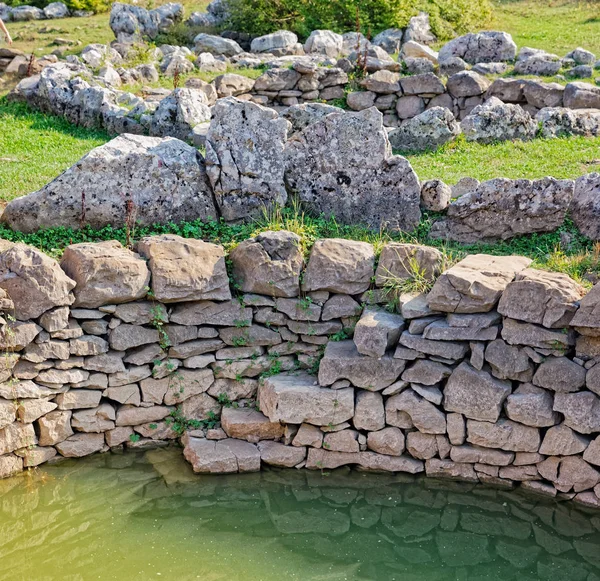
(205, 97), (289, 221)
(571, 173), (600, 240)
(250, 30), (298, 53)
(10, 5), (43, 20)
(150, 88), (211, 142)
(430, 177), (574, 243)
(564, 82), (600, 109)
(284, 107), (421, 231)
(427, 254), (532, 313)
(283, 103), (342, 135)
(388, 107), (460, 153)
(0, 244), (75, 320)
(43, 2), (69, 18)
(461, 97), (537, 144)
(537, 107), (600, 139)
(194, 33), (243, 57)
(497, 268), (584, 328)
(60, 241), (150, 308)
(137, 234), (231, 302)
(1, 134), (217, 233)
(404, 12), (435, 45)
(304, 30), (343, 57)
(228, 230), (303, 297)
(110, 2), (182, 42)
(438, 31), (517, 64)
(514, 48), (562, 76)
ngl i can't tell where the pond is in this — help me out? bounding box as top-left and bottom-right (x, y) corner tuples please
(1, 446), (599, 581)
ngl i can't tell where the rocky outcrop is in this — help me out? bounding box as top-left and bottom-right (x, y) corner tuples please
(284, 107), (421, 231)
(438, 31), (517, 64)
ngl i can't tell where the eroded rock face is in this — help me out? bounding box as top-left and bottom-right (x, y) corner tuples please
(60, 241), (150, 308)
(137, 234), (230, 302)
(438, 31), (517, 64)
(430, 178), (574, 243)
(229, 231), (303, 298)
(388, 107), (460, 153)
(150, 88), (211, 142)
(427, 254), (532, 313)
(284, 107), (421, 231)
(1, 134), (217, 233)
(206, 97), (289, 221)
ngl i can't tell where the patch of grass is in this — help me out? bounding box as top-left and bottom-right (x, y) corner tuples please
(403, 133), (600, 185)
(0, 99), (110, 203)
(489, 0), (600, 56)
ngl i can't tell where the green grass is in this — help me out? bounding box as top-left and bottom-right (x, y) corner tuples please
(404, 134), (600, 185)
(489, 0), (600, 56)
(0, 99), (109, 203)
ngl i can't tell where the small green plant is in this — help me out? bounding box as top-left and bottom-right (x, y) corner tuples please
(129, 433), (141, 443)
(217, 393), (235, 408)
(329, 329), (349, 342)
(165, 408), (220, 436)
(231, 333), (249, 347)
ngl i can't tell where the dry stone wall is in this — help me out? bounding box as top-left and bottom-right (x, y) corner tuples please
(2, 233), (600, 508)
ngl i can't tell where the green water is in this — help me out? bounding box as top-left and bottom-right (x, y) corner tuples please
(1, 447), (600, 581)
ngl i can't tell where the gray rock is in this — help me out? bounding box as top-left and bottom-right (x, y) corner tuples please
(398, 331), (468, 360)
(194, 33), (243, 56)
(353, 390), (385, 431)
(206, 97), (288, 221)
(523, 80), (564, 108)
(422, 320), (498, 342)
(501, 318), (574, 350)
(472, 62), (508, 75)
(444, 362), (512, 422)
(564, 81), (600, 108)
(566, 64), (593, 78)
(462, 97), (537, 144)
(304, 30), (343, 57)
(367, 426), (405, 455)
(532, 356), (587, 392)
(404, 57), (435, 74)
(285, 107), (421, 231)
(427, 254), (531, 313)
(318, 340), (405, 389)
(515, 47), (562, 76)
(553, 392), (600, 434)
(353, 307), (404, 358)
(395, 95), (425, 119)
(539, 423), (589, 455)
(386, 388), (446, 434)
(110, 2), (182, 43)
(2, 134), (217, 233)
(44, 2), (69, 18)
(400, 72), (445, 95)
(420, 179), (452, 212)
(570, 173), (600, 241)
(439, 31), (517, 64)
(150, 88), (211, 142)
(404, 12), (435, 45)
(251, 30), (298, 53)
(430, 177), (574, 243)
(467, 419), (540, 452)
(375, 243), (444, 287)
(388, 107), (460, 153)
(484, 339), (534, 382)
(537, 107), (600, 138)
(538, 455), (600, 493)
(439, 57), (468, 76)
(447, 71), (491, 98)
(360, 70), (400, 94)
(401, 359), (451, 385)
(11, 5), (44, 20)
(282, 103), (341, 134)
(373, 28), (404, 54)
(505, 384), (560, 428)
(213, 73), (255, 98)
(347, 91), (376, 111)
(401, 40), (438, 64)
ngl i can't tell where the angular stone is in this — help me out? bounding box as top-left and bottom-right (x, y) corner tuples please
(0, 244), (75, 320)
(406, 431), (438, 459)
(467, 419), (540, 452)
(498, 268), (584, 328)
(505, 384), (560, 427)
(70, 335), (109, 356)
(105, 426), (134, 447)
(37, 410), (72, 445)
(553, 392), (600, 434)
(258, 440), (307, 467)
(292, 423), (323, 448)
(539, 424), (589, 455)
(439, 31), (517, 64)
(402, 360), (451, 385)
(324, 429), (359, 453)
(484, 339), (533, 382)
(388, 107), (460, 153)
(55, 389), (101, 410)
(207, 378), (258, 401)
(137, 235), (231, 302)
(322, 295), (361, 321)
(0, 422), (36, 455)
(206, 97), (288, 221)
(115, 405), (172, 426)
(286, 320), (342, 336)
(55, 433), (105, 457)
(398, 332), (468, 360)
(219, 325), (281, 347)
(275, 298), (320, 322)
(16, 399), (55, 424)
(229, 231), (303, 298)
(183, 436), (260, 473)
(318, 341), (405, 389)
(427, 254), (531, 313)
(104, 384), (140, 406)
(501, 318), (574, 350)
(71, 403), (116, 433)
(179, 393), (220, 420)
(108, 364), (152, 387)
(168, 339), (224, 358)
(533, 357), (586, 392)
(538, 456), (600, 493)
(39, 306), (70, 333)
(353, 390), (385, 431)
(444, 362), (511, 422)
(285, 108), (421, 231)
(23, 340), (70, 362)
(171, 300), (251, 327)
(258, 371), (354, 426)
(450, 444), (514, 466)
(109, 324), (159, 351)
(386, 388), (446, 434)
(422, 320), (498, 342)
(447, 413), (466, 446)
(367, 427), (405, 456)
(60, 241), (150, 308)
(2, 134), (217, 233)
(84, 351), (126, 374)
(425, 459), (478, 482)
(302, 238), (374, 295)
(112, 302), (166, 326)
(221, 407), (284, 442)
(353, 307), (404, 358)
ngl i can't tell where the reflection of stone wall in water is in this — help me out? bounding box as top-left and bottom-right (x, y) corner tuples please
(2, 233), (600, 510)
(2, 448), (600, 580)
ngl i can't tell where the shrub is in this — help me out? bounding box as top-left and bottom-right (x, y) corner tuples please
(5, 0), (110, 13)
(221, 0), (492, 41)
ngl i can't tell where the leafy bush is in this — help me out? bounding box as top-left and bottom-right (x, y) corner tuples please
(221, 0), (492, 41)
(5, 0), (110, 13)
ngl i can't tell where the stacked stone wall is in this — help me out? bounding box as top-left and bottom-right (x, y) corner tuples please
(1, 233), (600, 508)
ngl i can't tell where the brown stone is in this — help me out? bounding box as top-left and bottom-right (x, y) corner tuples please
(182, 436), (260, 473)
(37, 410), (73, 445)
(258, 441), (307, 467)
(539, 424), (589, 456)
(115, 405), (172, 426)
(386, 388), (446, 434)
(367, 427), (405, 456)
(467, 419), (540, 452)
(221, 407), (284, 442)
(353, 391), (385, 431)
(55, 433), (105, 457)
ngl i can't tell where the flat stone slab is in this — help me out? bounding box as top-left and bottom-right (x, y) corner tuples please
(258, 371), (354, 426)
(353, 307), (405, 358)
(182, 435), (261, 473)
(221, 407), (284, 442)
(318, 340), (405, 389)
(306, 448), (424, 473)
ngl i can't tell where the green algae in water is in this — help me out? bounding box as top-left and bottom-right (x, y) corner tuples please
(1, 447), (599, 581)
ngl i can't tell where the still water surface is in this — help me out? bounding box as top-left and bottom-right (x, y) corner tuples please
(1, 446), (600, 581)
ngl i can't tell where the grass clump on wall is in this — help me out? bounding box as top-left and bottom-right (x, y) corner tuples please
(221, 0), (492, 40)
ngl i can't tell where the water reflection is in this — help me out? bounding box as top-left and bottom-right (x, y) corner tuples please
(1, 447), (599, 580)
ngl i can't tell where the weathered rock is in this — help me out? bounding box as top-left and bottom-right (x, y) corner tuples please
(467, 419), (540, 452)
(422, 319), (498, 342)
(283, 103), (341, 135)
(533, 357), (586, 392)
(375, 243), (443, 288)
(439, 31), (517, 64)
(318, 340), (405, 389)
(501, 318), (574, 350)
(323, 429), (359, 452)
(292, 423), (323, 447)
(563, 81), (600, 109)
(0, 244), (75, 320)
(183, 435), (260, 473)
(447, 71), (490, 98)
(444, 362), (512, 422)
(505, 384), (560, 428)
(137, 234), (230, 302)
(425, 458), (478, 481)
(304, 29), (343, 57)
(221, 407), (284, 442)
(353, 390), (385, 431)
(537, 107), (600, 139)
(450, 444), (513, 466)
(55, 433), (105, 457)
(514, 49), (561, 76)
(402, 360), (451, 386)
(194, 33), (242, 56)
(388, 107), (460, 153)
(427, 254), (532, 313)
(70, 335), (109, 356)
(386, 388), (446, 434)
(353, 307), (404, 358)
(570, 173), (600, 242)
(420, 180), (452, 212)
(258, 440), (306, 467)
(16, 399), (56, 424)
(484, 339), (534, 382)
(219, 325), (281, 346)
(284, 107), (421, 231)
(37, 410), (73, 446)
(206, 97), (288, 221)
(55, 389), (100, 410)
(251, 30), (297, 53)
(498, 268), (584, 329)
(115, 404), (172, 426)
(0, 422), (36, 455)
(398, 331), (468, 361)
(259, 372), (353, 426)
(553, 392), (600, 434)
(71, 403), (116, 433)
(110, 2), (182, 42)
(302, 238), (374, 295)
(306, 447), (423, 473)
(539, 423), (589, 455)
(367, 426), (405, 455)
(229, 230), (302, 297)
(538, 456), (600, 493)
